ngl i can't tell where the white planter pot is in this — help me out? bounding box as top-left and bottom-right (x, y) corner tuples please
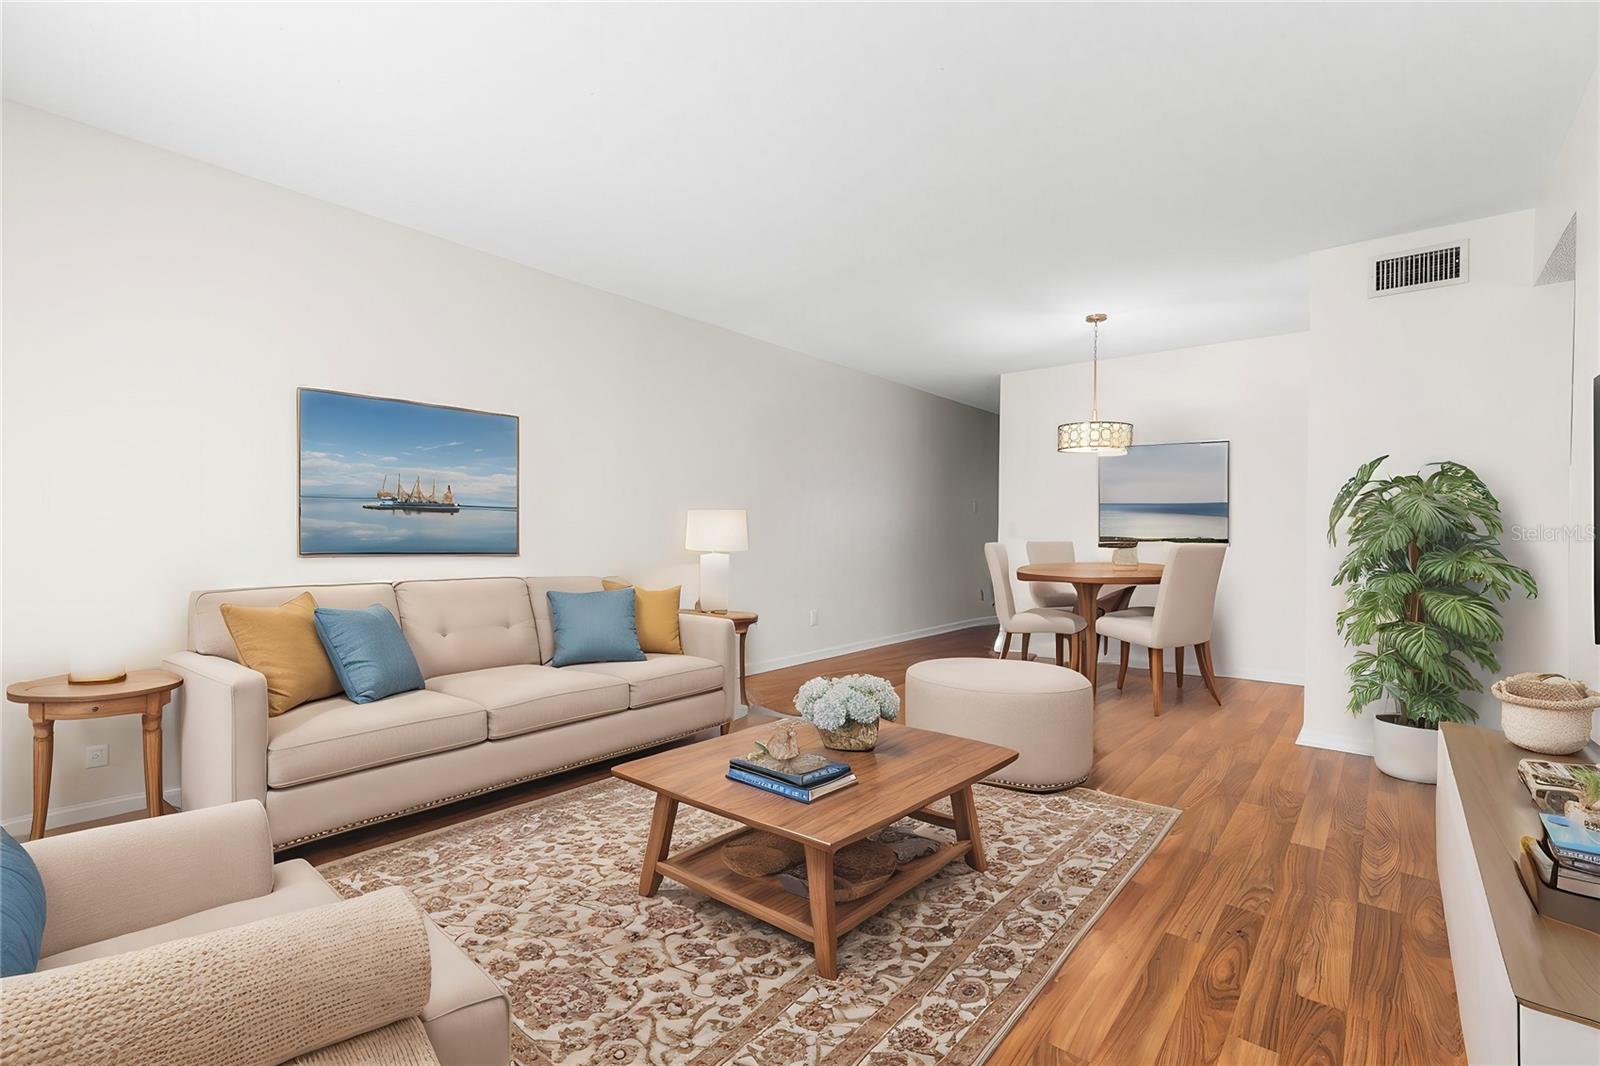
(1373, 714), (1438, 784)
(1501, 701), (1596, 755)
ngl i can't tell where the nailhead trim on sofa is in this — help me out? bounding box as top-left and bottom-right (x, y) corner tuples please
(273, 725), (715, 850)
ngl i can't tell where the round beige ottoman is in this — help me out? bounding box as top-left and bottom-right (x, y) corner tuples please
(905, 657), (1093, 791)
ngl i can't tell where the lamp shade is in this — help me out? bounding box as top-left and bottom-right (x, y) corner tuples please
(685, 509), (748, 553)
(1057, 419), (1134, 455)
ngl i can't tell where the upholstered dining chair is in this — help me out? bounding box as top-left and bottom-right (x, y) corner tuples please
(1023, 540), (1079, 608)
(985, 542), (1087, 668)
(1025, 541), (1136, 656)
(1096, 544), (1226, 715)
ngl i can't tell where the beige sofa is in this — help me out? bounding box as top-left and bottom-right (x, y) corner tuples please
(7, 801), (508, 1066)
(166, 576), (736, 849)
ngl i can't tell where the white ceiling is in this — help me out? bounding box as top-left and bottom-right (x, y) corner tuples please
(5, 3), (1595, 410)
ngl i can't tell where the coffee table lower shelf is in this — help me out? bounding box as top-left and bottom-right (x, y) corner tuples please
(639, 799), (983, 979)
(659, 828), (970, 936)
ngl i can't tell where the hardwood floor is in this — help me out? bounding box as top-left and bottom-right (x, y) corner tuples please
(286, 624), (1465, 1065)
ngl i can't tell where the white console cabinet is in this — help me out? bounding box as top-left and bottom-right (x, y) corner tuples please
(1436, 725), (1600, 1065)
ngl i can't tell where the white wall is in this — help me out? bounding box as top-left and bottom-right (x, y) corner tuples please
(0, 104), (999, 832)
(998, 333), (1311, 685)
(1535, 72), (1598, 743)
(1300, 211), (1574, 755)
(998, 211), (1576, 756)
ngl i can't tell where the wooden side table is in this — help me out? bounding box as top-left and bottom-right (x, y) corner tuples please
(684, 609), (758, 713)
(6, 669), (182, 840)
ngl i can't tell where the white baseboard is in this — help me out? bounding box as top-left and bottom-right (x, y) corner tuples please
(1214, 668), (1306, 687)
(1295, 727), (1374, 757)
(1047, 648), (1307, 688)
(747, 617), (993, 676)
(3, 785), (184, 839)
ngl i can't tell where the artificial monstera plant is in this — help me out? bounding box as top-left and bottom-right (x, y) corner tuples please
(1328, 456), (1537, 730)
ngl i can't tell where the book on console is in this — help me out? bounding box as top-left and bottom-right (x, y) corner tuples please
(1525, 834), (1600, 899)
(726, 766), (857, 802)
(1540, 812), (1600, 865)
(729, 753), (851, 788)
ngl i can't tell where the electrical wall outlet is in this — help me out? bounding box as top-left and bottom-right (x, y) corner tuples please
(808, 609), (818, 627)
(84, 744), (109, 769)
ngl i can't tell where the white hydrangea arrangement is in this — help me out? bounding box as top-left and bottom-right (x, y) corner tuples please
(794, 674), (901, 732)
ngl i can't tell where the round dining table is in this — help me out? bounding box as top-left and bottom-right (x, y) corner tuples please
(1014, 561), (1164, 692)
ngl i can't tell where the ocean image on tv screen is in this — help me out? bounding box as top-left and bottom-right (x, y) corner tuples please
(298, 389), (518, 555)
(1098, 441), (1229, 544)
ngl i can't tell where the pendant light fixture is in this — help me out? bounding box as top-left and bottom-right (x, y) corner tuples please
(1057, 312), (1133, 456)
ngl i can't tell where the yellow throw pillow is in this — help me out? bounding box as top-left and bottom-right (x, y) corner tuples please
(602, 580), (683, 654)
(220, 591), (342, 716)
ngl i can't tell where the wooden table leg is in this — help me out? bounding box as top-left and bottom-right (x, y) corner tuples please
(1150, 648), (1165, 717)
(1197, 641), (1224, 706)
(29, 707), (53, 841)
(950, 785), (987, 872)
(142, 695), (164, 819)
(639, 794), (678, 896)
(719, 628), (750, 735)
(737, 629), (749, 706)
(1073, 582), (1099, 693)
(805, 846), (839, 979)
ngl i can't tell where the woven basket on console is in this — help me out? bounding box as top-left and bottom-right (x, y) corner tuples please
(1491, 672), (1600, 755)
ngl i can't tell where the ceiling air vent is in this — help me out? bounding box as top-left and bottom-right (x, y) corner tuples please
(1368, 240), (1468, 297)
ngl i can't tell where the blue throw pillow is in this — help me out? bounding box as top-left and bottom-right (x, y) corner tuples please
(547, 589), (646, 668)
(313, 604), (426, 704)
(1, 828), (45, 977)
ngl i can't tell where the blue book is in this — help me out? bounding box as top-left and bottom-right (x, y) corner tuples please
(1540, 813), (1600, 860)
(726, 766), (856, 803)
(728, 755), (851, 788)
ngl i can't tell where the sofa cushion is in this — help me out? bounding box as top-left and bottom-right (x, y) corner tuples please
(525, 577), (605, 663)
(39, 858), (331, 971)
(190, 583), (400, 662)
(546, 589), (646, 668)
(38, 859), (510, 1066)
(314, 604), (426, 704)
(571, 653), (723, 709)
(427, 665), (629, 740)
(267, 689), (486, 788)
(1, 829), (45, 977)
(602, 580), (684, 654)
(395, 578), (539, 679)
(221, 592), (343, 716)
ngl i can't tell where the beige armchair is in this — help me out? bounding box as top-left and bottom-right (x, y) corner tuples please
(1097, 544), (1226, 715)
(4, 802), (509, 1066)
(985, 542), (1086, 667)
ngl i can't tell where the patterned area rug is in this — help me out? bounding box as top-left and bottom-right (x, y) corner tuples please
(322, 778), (1177, 1065)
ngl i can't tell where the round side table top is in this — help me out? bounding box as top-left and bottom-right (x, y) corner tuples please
(6, 668), (183, 704)
(1015, 562), (1164, 584)
(686, 609), (758, 627)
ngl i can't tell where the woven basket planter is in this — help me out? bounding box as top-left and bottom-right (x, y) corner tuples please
(1492, 673), (1600, 755)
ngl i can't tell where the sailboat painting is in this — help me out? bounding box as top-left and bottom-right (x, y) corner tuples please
(298, 388), (518, 555)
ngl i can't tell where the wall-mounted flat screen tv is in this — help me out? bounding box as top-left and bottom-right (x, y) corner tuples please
(1098, 440), (1230, 545)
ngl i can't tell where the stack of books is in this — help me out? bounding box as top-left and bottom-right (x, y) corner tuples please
(726, 752), (856, 803)
(1513, 759), (1600, 933)
(1534, 813), (1600, 899)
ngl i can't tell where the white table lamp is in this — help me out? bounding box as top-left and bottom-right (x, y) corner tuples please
(686, 508), (747, 613)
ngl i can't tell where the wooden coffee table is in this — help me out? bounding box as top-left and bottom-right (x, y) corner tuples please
(612, 722), (1017, 978)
